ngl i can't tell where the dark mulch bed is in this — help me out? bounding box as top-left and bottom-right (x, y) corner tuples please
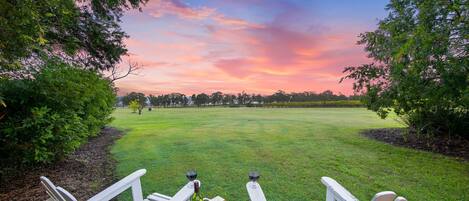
(362, 128), (469, 160)
(0, 127), (123, 201)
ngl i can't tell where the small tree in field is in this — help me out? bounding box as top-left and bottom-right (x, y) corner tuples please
(129, 100), (139, 113)
(342, 0), (468, 137)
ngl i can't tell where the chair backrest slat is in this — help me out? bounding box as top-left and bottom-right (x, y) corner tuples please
(56, 187), (78, 201)
(40, 176), (66, 201)
(40, 176), (78, 201)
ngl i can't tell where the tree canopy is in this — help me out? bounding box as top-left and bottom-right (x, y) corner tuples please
(342, 0), (468, 136)
(122, 92), (146, 106)
(0, 0), (146, 72)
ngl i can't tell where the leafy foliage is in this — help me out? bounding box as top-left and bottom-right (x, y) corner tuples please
(129, 100), (139, 113)
(0, 0), (143, 165)
(342, 0), (469, 137)
(0, 0), (146, 71)
(0, 61), (115, 164)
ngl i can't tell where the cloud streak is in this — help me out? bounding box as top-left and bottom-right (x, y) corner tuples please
(146, 0), (261, 28)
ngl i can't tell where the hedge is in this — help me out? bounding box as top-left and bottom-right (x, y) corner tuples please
(0, 61), (115, 164)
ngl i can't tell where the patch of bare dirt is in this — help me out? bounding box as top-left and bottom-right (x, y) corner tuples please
(362, 128), (469, 160)
(0, 127), (123, 201)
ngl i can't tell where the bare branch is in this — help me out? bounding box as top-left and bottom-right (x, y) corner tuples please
(106, 59), (142, 82)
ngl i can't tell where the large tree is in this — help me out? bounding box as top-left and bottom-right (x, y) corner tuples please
(195, 93), (210, 106)
(210, 91), (223, 105)
(122, 92), (146, 106)
(342, 0), (468, 136)
(0, 0), (146, 73)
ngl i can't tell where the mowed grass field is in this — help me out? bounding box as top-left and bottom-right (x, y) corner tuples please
(110, 108), (469, 201)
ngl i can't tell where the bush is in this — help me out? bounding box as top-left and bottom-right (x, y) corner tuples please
(0, 61), (115, 164)
(129, 100), (139, 113)
(264, 100), (363, 108)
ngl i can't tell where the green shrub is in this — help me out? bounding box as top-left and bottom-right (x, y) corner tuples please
(264, 100), (363, 108)
(129, 100), (139, 113)
(0, 61), (115, 164)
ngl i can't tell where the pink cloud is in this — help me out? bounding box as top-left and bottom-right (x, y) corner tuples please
(208, 22), (361, 77)
(212, 13), (263, 28)
(146, 0), (260, 29)
(214, 58), (254, 78)
(147, 0), (215, 20)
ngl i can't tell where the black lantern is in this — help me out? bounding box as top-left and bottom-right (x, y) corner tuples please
(186, 170), (197, 181)
(248, 171), (260, 182)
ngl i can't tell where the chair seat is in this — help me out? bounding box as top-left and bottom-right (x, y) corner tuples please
(146, 192), (172, 201)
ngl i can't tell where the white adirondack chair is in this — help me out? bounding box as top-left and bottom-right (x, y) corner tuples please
(320, 177), (407, 201)
(245, 174), (407, 201)
(40, 169), (200, 201)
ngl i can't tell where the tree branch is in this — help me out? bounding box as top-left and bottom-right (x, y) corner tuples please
(107, 59), (142, 82)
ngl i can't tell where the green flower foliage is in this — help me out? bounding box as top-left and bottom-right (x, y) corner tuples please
(342, 0), (469, 137)
(0, 61), (116, 164)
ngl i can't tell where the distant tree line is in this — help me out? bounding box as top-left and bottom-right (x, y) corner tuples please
(119, 90), (361, 107)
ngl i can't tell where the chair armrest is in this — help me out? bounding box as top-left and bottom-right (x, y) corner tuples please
(371, 191), (397, 201)
(246, 181), (267, 201)
(169, 180), (199, 201)
(321, 177), (358, 201)
(87, 169), (147, 201)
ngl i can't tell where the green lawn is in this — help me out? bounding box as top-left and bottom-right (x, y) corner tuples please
(110, 108), (469, 201)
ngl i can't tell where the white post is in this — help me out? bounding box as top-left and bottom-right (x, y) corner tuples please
(131, 179), (144, 201)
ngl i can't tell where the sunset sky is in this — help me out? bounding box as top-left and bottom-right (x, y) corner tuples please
(115, 0), (389, 96)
